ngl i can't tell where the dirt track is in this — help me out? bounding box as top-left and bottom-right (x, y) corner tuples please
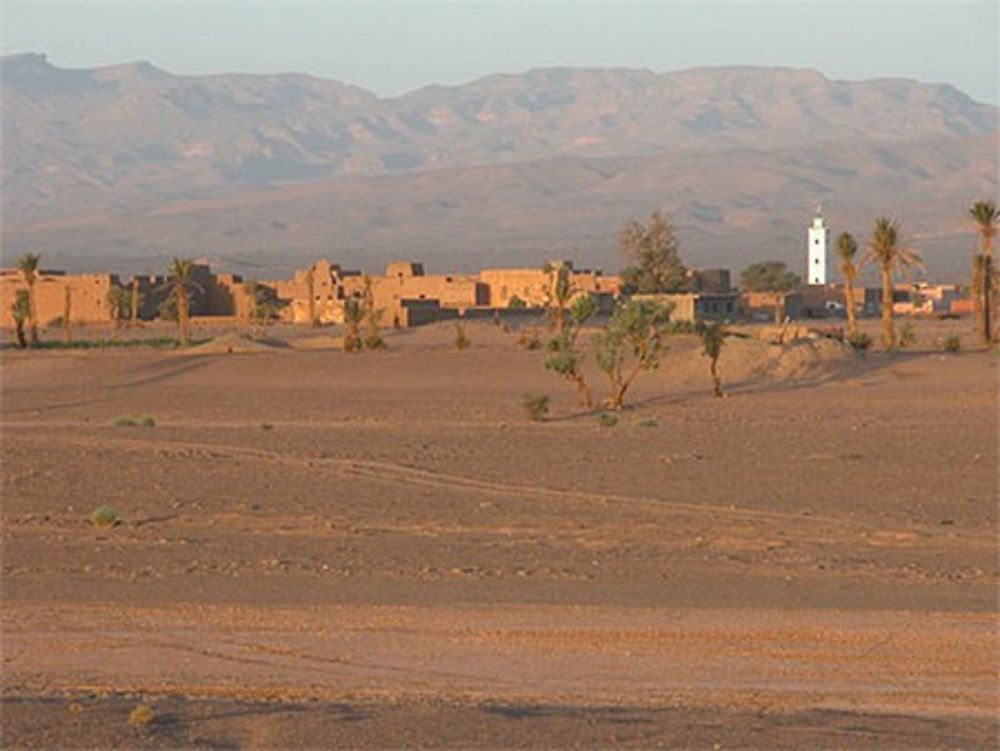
(1, 321), (997, 748)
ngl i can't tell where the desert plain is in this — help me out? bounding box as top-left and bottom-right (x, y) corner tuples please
(1, 318), (997, 749)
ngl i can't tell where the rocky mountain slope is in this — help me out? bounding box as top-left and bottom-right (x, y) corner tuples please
(3, 53), (996, 277)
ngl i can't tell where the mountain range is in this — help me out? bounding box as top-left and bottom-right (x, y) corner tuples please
(3, 52), (997, 279)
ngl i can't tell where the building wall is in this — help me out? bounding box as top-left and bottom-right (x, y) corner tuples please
(478, 265), (619, 308)
(0, 270), (119, 327)
(633, 292), (737, 322)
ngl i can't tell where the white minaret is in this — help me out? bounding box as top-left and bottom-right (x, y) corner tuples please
(807, 205), (828, 285)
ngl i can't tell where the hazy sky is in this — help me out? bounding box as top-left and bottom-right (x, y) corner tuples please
(3, 0), (998, 103)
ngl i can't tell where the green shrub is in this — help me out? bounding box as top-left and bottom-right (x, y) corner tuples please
(113, 416), (155, 428)
(636, 417), (658, 428)
(128, 704), (155, 728)
(943, 335), (961, 353)
(598, 412), (619, 428)
(847, 331), (872, 351)
(91, 506), (119, 528)
(898, 321), (916, 348)
(522, 393), (550, 422)
(517, 329), (541, 350)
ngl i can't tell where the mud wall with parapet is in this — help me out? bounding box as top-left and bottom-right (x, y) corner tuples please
(0, 272), (119, 327)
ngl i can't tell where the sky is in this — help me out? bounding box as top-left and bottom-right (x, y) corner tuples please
(2, 0), (998, 104)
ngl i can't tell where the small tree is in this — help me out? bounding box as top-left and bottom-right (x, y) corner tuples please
(740, 261), (800, 292)
(242, 278), (261, 323)
(106, 285), (131, 336)
(697, 320), (726, 397)
(594, 299), (673, 410)
(10, 290), (30, 348)
(544, 294), (597, 407)
(836, 232), (860, 339)
(361, 275), (385, 349)
(543, 263), (574, 334)
(619, 211), (687, 294)
(16, 253), (41, 346)
(343, 298), (364, 353)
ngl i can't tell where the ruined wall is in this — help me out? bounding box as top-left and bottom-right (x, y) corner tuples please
(272, 260), (346, 324)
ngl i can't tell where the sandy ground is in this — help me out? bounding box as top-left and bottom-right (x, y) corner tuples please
(1, 319), (997, 749)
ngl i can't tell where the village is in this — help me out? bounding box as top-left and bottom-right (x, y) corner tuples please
(0, 210), (980, 338)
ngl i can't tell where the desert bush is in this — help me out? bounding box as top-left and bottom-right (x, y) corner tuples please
(544, 294), (597, 407)
(454, 321), (470, 350)
(522, 393), (550, 422)
(517, 327), (542, 350)
(128, 704), (155, 728)
(943, 335), (962, 353)
(636, 417), (658, 428)
(595, 299), (673, 410)
(91, 505), (119, 528)
(113, 416), (155, 428)
(847, 331), (872, 351)
(898, 321), (917, 348)
(598, 412), (619, 428)
(362, 276), (387, 349)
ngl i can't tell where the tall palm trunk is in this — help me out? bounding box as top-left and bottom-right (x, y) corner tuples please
(63, 286), (72, 343)
(27, 280), (38, 346)
(177, 286), (190, 345)
(982, 254), (993, 344)
(306, 269), (318, 327)
(130, 279), (139, 326)
(881, 263), (894, 350)
(843, 274), (857, 338)
(973, 256), (984, 341)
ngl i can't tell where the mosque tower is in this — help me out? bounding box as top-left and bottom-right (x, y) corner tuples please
(806, 205), (828, 285)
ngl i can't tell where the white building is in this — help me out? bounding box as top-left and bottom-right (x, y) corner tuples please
(807, 206), (829, 285)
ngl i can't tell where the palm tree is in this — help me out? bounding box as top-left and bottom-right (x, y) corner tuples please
(698, 321), (726, 398)
(969, 200), (998, 344)
(863, 218), (922, 350)
(342, 297), (364, 352)
(167, 258), (197, 345)
(16, 253), (41, 346)
(836, 232), (860, 339)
